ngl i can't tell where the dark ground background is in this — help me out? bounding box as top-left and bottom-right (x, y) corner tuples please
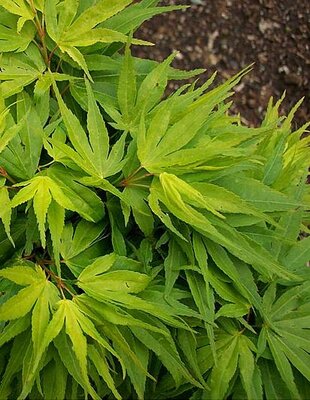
(133, 0), (310, 127)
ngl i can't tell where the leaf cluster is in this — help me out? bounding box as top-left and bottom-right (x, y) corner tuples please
(0, 1), (310, 399)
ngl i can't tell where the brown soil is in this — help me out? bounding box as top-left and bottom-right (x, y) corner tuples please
(134, 0), (310, 127)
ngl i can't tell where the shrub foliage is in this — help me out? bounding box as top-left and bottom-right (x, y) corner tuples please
(0, 1), (310, 399)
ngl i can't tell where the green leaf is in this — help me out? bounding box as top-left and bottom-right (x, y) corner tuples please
(122, 329), (151, 399)
(132, 327), (200, 388)
(263, 129), (288, 186)
(266, 331), (301, 399)
(85, 79), (109, 170)
(206, 241), (261, 310)
(80, 270), (151, 294)
(0, 281), (45, 321)
(75, 294), (169, 336)
(63, 301), (88, 381)
(0, 264), (44, 286)
(0, 45), (45, 97)
(53, 0), (79, 39)
(0, 184), (13, 244)
(64, 28), (147, 48)
(53, 329), (100, 399)
(163, 239), (184, 297)
(192, 181), (278, 226)
(45, 0), (145, 78)
(135, 52), (176, 115)
(47, 165), (104, 223)
(216, 175), (303, 212)
(117, 40), (136, 122)
(101, 323), (152, 395)
(123, 186), (154, 236)
(0, 11), (35, 52)
(88, 345), (121, 400)
(209, 336), (239, 399)
(12, 176), (70, 247)
(0, 111), (27, 154)
(0, 333), (30, 399)
(106, 197), (127, 256)
(78, 253), (116, 282)
(0, 1), (34, 29)
(259, 358), (290, 400)
(31, 286), (51, 355)
(60, 219), (104, 260)
(47, 201), (65, 272)
(103, 2), (184, 37)
(51, 81), (126, 179)
(19, 300), (66, 399)
(65, 0), (132, 37)
(238, 335), (262, 400)
(42, 353), (68, 400)
(16, 92), (44, 173)
(284, 236), (310, 270)
(53, 329), (87, 391)
(0, 314), (30, 346)
(178, 330), (206, 386)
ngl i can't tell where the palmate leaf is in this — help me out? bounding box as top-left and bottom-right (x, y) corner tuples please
(266, 177), (305, 261)
(132, 327), (201, 389)
(178, 329), (206, 387)
(0, 314), (30, 347)
(0, 265), (46, 321)
(191, 181), (279, 226)
(53, 330), (92, 399)
(19, 297), (120, 400)
(256, 97), (305, 186)
(122, 329), (151, 400)
(78, 252), (151, 294)
(101, 48), (179, 131)
(70, 52), (203, 114)
(135, 66), (253, 173)
(279, 125), (310, 191)
(160, 328), (262, 400)
(0, 8), (35, 52)
(200, 330), (261, 400)
(76, 255), (196, 331)
(123, 185), (155, 236)
(11, 170), (104, 249)
(46, 165), (104, 223)
(50, 79), (127, 185)
(59, 219), (105, 277)
(0, 4), (309, 398)
(259, 358), (291, 400)
(258, 282), (310, 399)
(149, 174), (298, 282)
(216, 174), (304, 213)
(0, 95), (43, 181)
(0, 219), (26, 264)
(44, 0), (149, 78)
(11, 175), (71, 248)
(0, 0), (35, 31)
(75, 294), (169, 337)
(0, 44), (45, 98)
